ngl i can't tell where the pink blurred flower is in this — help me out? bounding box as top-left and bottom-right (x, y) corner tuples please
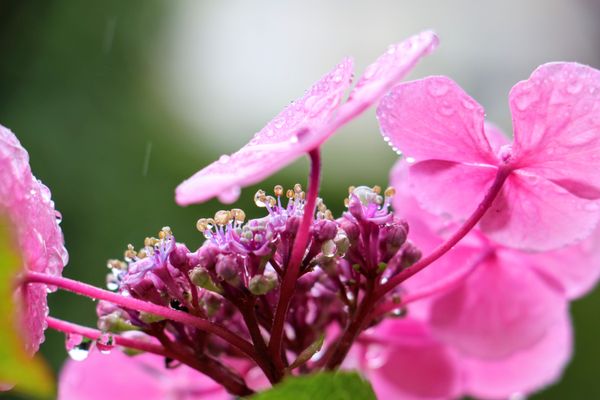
(58, 351), (230, 400)
(356, 315), (572, 400)
(0, 124), (68, 354)
(176, 30), (439, 206)
(378, 63), (600, 251)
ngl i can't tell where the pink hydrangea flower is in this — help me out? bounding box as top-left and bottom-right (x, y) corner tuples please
(378, 63), (600, 251)
(355, 314), (572, 399)
(0, 124), (68, 354)
(176, 30), (439, 206)
(58, 351), (230, 400)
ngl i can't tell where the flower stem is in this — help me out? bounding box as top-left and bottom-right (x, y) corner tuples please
(376, 167), (510, 297)
(324, 167), (510, 369)
(47, 316), (169, 357)
(268, 148), (321, 371)
(22, 272), (260, 366)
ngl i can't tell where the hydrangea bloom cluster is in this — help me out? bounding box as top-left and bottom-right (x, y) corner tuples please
(6, 30), (600, 400)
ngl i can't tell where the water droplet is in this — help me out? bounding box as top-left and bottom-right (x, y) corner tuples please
(566, 80), (583, 94)
(55, 211), (63, 224)
(438, 104), (455, 116)
(96, 333), (115, 354)
(427, 81), (449, 97)
(218, 186), (241, 204)
(66, 334), (93, 361)
(365, 344), (388, 369)
(405, 157), (416, 164)
(461, 99), (475, 110)
(218, 154), (230, 164)
(289, 135), (299, 144)
(273, 117), (285, 129)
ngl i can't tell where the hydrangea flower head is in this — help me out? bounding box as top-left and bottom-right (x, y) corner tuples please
(176, 30), (438, 205)
(0, 124), (68, 354)
(378, 63), (600, 250)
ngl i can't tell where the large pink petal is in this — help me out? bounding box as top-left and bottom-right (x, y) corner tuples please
(59, 350), (229, 400)
(524, 223), (600, 299)
(377, 76), (496, 164)
(330, 31), (439, 132)
(360, 318), (462, 400)
(177, 32), (438, 206)
(429, 250), (566, 359)
(480, 170), (600, 251)
(510, 62), (600, 199)
(462, 311), (572, 399)
(176, 57), (354, 205)
(0, 125), (68, 354)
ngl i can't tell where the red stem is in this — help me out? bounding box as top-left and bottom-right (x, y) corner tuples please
(22, 272), (260, 366)
(268, 149), (321, 369)
(47, 316), (169, 357)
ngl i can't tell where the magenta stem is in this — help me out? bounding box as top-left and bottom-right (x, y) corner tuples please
(22, 272), (259, 365)
(268, 148), (321, 368)
(46, 316), (169, 357)
(376, 167), (510, 297)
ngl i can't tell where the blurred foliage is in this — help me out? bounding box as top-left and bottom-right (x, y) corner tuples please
(0, 1), (598, 399)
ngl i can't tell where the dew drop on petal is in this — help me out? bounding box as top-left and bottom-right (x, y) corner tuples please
(66, 334), (93, 361)
(96, 333), (115, 355)
(218, 154), (230, 164)
(365, 344), (389, 369)
(218, 186), (241, 204)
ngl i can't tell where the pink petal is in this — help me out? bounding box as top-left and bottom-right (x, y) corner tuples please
(177, 32), (439, 206)
(510, 62), (600, 200)
(377, 76), (496, 164)
(332, 31), (439, 129)
(429, 250), (566, 359)
(361, 318), (461, 400)
(525, 223), (600, 299)
(462, 311), (572, 399)
(408, 159), (498, 220)
(175, 57), (354, 206)
(0, 125), (68, 354)
(480, 170), (600, 251)
(59, 350), (229, 400)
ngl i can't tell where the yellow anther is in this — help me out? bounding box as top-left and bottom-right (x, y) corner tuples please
(144, 237), (159, 247)
(372, 185), (381, 194)
(265, 196), (277, 207)
(348, 186), (356, 195)
(344, 198), (350, 207)
(137, 249), (148, 259)
(324, 210), (334, 220)
(286, 189), (294, 199)
(384, 186), (396, 197)
(124, 244), (137, 260)
(294, 183), (303, 193)
(274, 185), (283, 197)
(214, 210), (232, 226)
(158, 226), (172, 240)
(196, 218), (214, 232)
(231, 208), (246, 223)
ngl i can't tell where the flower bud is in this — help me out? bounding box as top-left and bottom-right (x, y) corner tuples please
(333, 232), (350, 256)
(286, 215), (301, 235)
(248, 273), (278, 295)
(215, 254), (241, 284)
(169, 243), (190, 271)
(312, 219), (338, 242)
(189, 266), (222, 293)
(338, 218), (360, 242)
(196, 242), (220, 269)
(401, 242), (422, 269)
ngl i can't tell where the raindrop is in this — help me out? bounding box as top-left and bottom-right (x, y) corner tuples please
(218, 186), (241, 204)
(427, 81), (449, 97)
(218, 154), (230, 164)
(65, 334), (93, 361)
(273, 117), (285, 129)
(96, 333), (115, 355)
(365, 344), (389, 369)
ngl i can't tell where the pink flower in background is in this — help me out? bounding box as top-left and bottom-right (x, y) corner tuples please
(176, 30), (439, 206)
(58, 351), (230, 400)
(356, 314), (572, 399)
(0, 124), (68, 354)
(378, 63), (600, 250)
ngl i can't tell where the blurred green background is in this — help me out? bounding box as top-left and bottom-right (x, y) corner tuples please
(1, 1), (599, 398)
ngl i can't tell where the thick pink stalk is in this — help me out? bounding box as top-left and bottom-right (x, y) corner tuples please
(268, 149), (321, 367)
(46, 316), (169, 357)
(22, 272), (259, 364)
(325, 167), (510, 369)
(376, 167), (510, 297)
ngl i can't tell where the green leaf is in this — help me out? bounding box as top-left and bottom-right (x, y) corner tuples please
(251, 371), (377, 400)
(0, 216), (55, 397)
